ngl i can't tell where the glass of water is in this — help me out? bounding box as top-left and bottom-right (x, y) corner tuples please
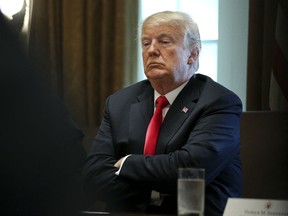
(178, 168), (205, 216)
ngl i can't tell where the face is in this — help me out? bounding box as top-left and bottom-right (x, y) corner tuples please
(141, 23), (193, 86)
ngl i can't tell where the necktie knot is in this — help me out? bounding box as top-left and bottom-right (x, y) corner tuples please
(156, 96), (169, 110)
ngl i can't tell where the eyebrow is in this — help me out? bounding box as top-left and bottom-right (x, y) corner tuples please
(141, 32), (175, 41)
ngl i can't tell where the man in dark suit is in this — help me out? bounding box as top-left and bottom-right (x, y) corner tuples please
(83, 11), (242, 216)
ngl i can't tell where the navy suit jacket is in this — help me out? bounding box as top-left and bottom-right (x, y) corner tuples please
(83, 74), (243, 215)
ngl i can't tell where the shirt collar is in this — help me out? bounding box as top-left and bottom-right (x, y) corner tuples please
(154, 80), (189, 106)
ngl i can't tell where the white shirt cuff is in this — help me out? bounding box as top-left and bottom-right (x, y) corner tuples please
(115, 154), (131, 175)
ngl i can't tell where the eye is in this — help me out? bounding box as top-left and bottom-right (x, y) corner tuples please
(160, 38), (172, 46)
(161, 40), (170, 44)
(142, 40), (150, 48)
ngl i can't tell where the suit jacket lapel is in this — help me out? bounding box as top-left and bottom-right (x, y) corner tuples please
(156, 76), (203, 154)
(128, 85), (154, 154)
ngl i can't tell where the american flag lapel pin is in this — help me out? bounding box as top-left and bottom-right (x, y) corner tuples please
(181, 106), (189, 113)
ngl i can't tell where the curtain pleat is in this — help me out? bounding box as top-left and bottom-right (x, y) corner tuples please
(246, 0), (277, 110)
(246, 0), (288, 111)
(28, 0), (139, 127)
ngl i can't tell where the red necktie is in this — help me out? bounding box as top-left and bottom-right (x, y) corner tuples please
(144, 96), (169, 155)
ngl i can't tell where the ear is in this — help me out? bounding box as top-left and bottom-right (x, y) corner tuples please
(187, 56), (194, 64)
(187, 48), (199, 65)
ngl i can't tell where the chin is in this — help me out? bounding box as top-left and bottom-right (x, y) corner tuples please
(145, 70), (168, 80)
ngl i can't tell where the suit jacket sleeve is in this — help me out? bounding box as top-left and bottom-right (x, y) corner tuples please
(82, 96), (151, 210)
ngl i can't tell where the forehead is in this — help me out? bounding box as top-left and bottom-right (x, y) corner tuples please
(141, 23), (185, 39)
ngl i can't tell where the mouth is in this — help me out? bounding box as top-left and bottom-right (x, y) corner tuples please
(147, 62), (164, 69)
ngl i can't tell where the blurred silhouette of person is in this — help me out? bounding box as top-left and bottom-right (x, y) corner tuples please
(0, 10), (86, 215)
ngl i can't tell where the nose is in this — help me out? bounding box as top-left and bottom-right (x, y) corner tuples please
(148, 41), (160, 57)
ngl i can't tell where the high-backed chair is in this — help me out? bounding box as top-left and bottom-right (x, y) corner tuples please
(240, 111), (288, 199)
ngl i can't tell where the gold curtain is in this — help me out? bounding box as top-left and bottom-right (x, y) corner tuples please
(28, 0), (139, 128)
(246, 0), (288, 110)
